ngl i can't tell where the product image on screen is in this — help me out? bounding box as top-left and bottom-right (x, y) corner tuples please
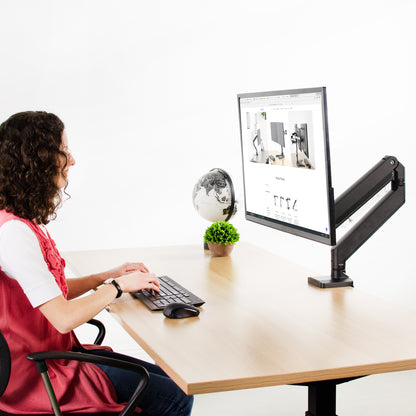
(238, 87), (335, 245)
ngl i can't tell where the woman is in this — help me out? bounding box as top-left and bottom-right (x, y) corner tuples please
(0, 111), (193, 415)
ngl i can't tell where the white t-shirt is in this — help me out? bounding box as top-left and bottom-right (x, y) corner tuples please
(0, 220), (62, 308)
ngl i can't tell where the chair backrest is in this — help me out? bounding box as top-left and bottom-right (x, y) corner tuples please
(0, 331), (11, 398)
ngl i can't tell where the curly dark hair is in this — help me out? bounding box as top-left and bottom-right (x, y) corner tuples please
(0, 111), (69, 224)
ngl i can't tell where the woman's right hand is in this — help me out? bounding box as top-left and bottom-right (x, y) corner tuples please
(39, 270), (159, 335)
(115, 270), (160, 294)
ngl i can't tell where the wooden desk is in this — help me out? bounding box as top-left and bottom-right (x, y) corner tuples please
(64, 243), (416, 414)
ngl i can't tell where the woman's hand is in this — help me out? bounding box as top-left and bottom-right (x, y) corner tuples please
(67, 261), (159, 300)
(115, 270), (160, 293)
(104, 262), (150, 279)
(42, 265), (160, 334)
(103, 262), (160, 293)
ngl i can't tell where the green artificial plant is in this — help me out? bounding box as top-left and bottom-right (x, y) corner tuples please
(203, 221), (240, 246)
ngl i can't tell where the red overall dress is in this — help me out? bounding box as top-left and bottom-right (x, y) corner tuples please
(0, 210), (125, 414)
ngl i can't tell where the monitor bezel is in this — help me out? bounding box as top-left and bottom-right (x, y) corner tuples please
(237, 86), (336, 246)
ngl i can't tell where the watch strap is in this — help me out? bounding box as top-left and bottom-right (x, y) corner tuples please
(109, 279), (123, 298)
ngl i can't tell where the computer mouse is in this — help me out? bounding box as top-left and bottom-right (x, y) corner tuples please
(163, 302), (200, 319)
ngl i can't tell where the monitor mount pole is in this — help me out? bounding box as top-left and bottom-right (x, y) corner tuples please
(308, 156), (405, 288)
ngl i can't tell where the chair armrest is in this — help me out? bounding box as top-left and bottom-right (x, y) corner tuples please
(27, 350), (149, 416)
(86, 318), (106, 345)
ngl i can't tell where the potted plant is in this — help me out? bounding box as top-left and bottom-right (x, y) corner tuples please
(203, 221), (240, 257)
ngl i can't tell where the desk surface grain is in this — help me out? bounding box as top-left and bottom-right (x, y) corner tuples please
(64, 243), (416, 394)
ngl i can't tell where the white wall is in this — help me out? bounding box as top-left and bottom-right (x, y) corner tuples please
(1, 0), (415, 309)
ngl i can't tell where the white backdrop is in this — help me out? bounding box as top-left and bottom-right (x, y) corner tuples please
(1, 0), (415, 309)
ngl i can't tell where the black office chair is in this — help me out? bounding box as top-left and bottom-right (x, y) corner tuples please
(0, 319), (149, 416)
(86, 318), (107, 346)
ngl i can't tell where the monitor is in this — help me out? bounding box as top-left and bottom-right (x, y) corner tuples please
(238, 87), (336, 245)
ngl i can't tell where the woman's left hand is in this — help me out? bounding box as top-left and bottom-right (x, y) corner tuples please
(103, 262), (150, 281)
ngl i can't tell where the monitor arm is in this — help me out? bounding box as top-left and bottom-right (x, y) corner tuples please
(252, 134), (259, 156)
(308, 156), (405, 288)
(291, 132), (304, 167)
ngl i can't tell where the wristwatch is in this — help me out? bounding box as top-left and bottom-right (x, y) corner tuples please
(109, 279), (123, 298)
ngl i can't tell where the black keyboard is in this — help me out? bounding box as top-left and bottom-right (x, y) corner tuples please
(131, 275), (205, 311)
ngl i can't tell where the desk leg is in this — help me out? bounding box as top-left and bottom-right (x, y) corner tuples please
(302, 377), (363, 416)
(305, 380), (337, 416)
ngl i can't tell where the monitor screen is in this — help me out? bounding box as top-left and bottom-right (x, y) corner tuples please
(237, 87), (336, 245)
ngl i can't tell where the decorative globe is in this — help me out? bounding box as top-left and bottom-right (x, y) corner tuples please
(192, 168), (237, 223)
